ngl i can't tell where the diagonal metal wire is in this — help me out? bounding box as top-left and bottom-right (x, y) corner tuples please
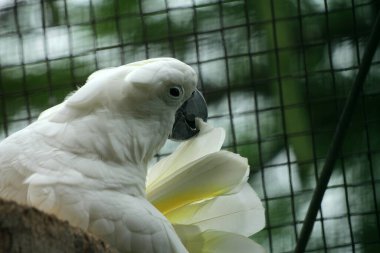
(295, 10), (380, 253)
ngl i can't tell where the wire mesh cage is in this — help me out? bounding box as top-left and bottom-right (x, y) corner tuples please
(0, 0), (380, 252)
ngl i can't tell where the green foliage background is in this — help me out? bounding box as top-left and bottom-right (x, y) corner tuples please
(0, 0), (379, 252)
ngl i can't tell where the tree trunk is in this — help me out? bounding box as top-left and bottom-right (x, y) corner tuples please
(0, 199), (116, 253)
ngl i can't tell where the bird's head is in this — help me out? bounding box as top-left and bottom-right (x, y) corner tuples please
(119, 58), (208, 141)
(44, 58), (207, 142)
(40, 58), (207, 166)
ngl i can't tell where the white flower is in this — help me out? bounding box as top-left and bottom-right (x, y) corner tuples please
(147, 119), (266, 253)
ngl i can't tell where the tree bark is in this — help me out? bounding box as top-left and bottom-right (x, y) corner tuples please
(0, 199), (116, 253)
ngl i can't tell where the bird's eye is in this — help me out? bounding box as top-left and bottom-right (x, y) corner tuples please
(169, 86), (183, 98)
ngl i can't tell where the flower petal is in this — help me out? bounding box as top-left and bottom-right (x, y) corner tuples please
(147, 151), (248, 214)
(165, 183), (265, 237)
(174, 226), (266, 253)
(147, 120), (225, 189)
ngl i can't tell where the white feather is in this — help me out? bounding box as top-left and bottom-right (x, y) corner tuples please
(38, 103), (63, 120)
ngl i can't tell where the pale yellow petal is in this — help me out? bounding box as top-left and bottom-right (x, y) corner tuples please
(147, 120), (225, 189)
(166, 183), (265, 237)
(174, 225), (266, 253)
(147, 151), (248, 214)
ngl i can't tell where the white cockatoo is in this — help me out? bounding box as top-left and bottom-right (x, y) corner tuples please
(0, 58), (207, 252)
(0, 57), (265, 253)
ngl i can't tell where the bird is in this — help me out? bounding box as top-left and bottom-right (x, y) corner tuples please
(0, 57), (208, 253)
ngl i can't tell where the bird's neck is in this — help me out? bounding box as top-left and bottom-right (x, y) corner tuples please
(41, 110), (173, 197)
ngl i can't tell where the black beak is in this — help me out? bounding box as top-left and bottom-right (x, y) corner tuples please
(169, 89), (208, 141)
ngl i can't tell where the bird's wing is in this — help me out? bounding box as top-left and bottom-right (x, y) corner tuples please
(87, 193), (189, 253)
